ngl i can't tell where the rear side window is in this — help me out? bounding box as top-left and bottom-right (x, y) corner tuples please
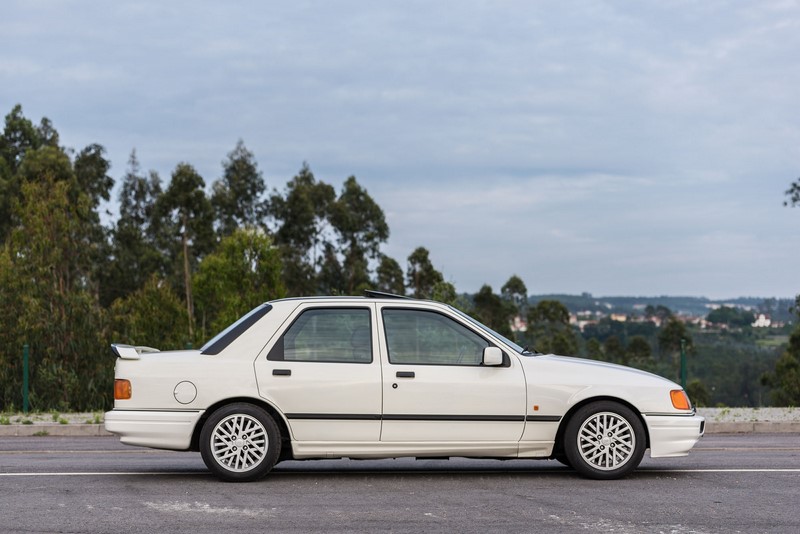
(201, 304), (272, 355)
(268, 308), (372, 363)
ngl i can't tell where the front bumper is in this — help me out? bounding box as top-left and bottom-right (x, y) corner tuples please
(104, 409), (205, 450)
(644, 413), (705, 458)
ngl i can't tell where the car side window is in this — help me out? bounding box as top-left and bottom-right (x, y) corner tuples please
(382, 309), (489, 366)
(268, 308), (372, 363)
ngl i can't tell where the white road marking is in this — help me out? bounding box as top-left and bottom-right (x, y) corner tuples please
(0, 468), (799, 476)
(0, 471), (211, 477)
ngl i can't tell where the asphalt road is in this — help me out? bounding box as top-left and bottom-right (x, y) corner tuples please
(1, 434), (798, 533)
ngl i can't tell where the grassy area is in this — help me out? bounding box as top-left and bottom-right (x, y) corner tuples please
(0, 411), (104, 425)
(756, 335), (789, 348)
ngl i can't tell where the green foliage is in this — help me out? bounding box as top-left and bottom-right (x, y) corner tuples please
(101, 151), (165, 307)
(526, 300), (578, 355)
(501, 275), (528, 315)
(602, 336), (626, 364)
(406, 247), (443, 299)
(330, 176), (389, 294)
(269, 164), (336, 295)
(194, 229), (285, 336)
(155, 162), (214, 337)
(211, 140), (266, 237)
(785, 178), (800, 207)
(472, 285), (513, 337)
(109, 275), (190, 349)
(706, 306), (755, 328)
(375, 254), (405, 295)
(761, 298), (800, 405)
(0, 176), (110, 411)
(658, 317), (692, 356)
(686, 378), (710, 407)
(431, 281), (459, 307)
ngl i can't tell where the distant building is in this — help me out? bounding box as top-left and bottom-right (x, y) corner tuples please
(510, 315), (527, 332)
(752, 314), (771, 328)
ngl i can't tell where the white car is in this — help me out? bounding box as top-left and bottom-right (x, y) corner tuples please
(105, 291), (704, 481)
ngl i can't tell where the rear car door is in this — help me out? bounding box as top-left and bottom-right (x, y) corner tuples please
(254, 303), (382, 442)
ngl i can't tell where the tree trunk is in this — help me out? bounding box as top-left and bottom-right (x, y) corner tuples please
(182, 213), (194, 340)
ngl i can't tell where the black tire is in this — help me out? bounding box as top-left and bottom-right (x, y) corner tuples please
(200, 403), (281, 482)
(563, 401), (645, 480)
(552, 452), (572, 467)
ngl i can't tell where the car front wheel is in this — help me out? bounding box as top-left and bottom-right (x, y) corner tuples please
(200, 403), (281, 482)
(563, 401), (645, 480)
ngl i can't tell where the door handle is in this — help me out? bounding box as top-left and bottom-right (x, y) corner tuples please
(396, 371), (415, 378)
(273, 369), (291, 376)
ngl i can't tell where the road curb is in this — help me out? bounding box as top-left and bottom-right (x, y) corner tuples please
(1, 421), (799, 437)
(705, 421), (800, 433)
(0, 424), (113, 437)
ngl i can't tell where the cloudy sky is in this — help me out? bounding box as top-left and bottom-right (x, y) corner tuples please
(3, 1), (799, 299)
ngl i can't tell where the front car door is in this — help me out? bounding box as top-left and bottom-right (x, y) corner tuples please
(377, 304), (526, 447)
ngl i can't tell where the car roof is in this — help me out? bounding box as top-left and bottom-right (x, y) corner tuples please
(267, 291), (436, 306)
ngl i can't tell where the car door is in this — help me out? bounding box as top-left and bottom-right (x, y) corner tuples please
(254, 303), (383, 442)
(377, 305), (526, 443)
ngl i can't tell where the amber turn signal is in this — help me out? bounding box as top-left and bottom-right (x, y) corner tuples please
(670, 389), (691, 410)
(114, 379), (132, 400)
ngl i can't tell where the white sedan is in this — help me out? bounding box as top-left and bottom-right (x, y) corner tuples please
(105, 292), (704, 481)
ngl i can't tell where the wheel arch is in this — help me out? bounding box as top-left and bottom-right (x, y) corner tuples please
(190, 397), (293, 460)
(551, 396), (650, 456)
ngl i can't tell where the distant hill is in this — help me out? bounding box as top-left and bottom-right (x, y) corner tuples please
(526, 293), (795, 322)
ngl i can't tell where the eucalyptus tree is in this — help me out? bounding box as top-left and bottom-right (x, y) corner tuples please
(102, 151), (165, 306)
(501, 274), (528, 316)
(211, 140), (267, 237)
(406, 247), (443, 299)
(1, 177), (108, 410)
(0, 105), (50, 240)
(375, 254), (405, 295)
(194, 228), (284, 336)
(785, 178), (800, 207)
(155, 162), (214, 338)
(473, 285), (513, 336)
(268, 163), (335, 295)
(0, 105), (114, 409)
(329, 176), (389, 294)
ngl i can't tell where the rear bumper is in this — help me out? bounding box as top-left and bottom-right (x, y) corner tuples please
(644, 413), (705, 458)
(104, 409), (204, 450)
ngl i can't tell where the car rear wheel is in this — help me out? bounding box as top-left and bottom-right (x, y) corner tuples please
(563, 401), (645, 480)
(200, 403), (281, 482)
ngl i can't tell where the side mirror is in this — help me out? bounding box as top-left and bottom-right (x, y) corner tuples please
(482, 346), (503, 366)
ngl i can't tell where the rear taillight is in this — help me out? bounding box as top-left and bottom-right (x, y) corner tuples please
(114, 379), (132, 400)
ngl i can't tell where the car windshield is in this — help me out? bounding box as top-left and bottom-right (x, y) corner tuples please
(447, 305), (530, 355)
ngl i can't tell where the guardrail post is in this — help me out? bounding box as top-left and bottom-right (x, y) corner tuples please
(680, 338), (687, 389)
(23, 343), (30, 413)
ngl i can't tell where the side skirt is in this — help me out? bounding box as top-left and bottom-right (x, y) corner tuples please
(290, 440), (555, 460)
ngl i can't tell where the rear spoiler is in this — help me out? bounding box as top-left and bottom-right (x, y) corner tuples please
(111, 343), (160, 360)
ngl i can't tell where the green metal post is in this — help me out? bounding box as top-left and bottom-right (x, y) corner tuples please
(680, 338), (687, 389)
(23, 343), (29, 414)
